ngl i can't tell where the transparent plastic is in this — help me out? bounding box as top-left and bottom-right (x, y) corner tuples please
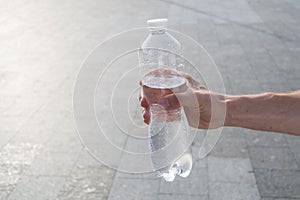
(139, 18), (193, 181)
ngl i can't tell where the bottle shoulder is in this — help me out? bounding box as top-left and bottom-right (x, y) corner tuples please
(141, 32), (181, 52)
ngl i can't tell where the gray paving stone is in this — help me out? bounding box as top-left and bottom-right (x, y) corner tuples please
(261, 198), (300, 200)
(7, 176), (65, 200)
(216, 24), (239, 46)
(108, 178), (159, 200)
(159, 162), (208, 195)
(197, 22), (218, 43)
(12, 126), (52, 145)
(114, 171), (158, 180)
(244, 130), (288, 147)
(44, 131), (82, 153)
(1, 94), (45, 118)
(191, 150), (207, 169)
(0, 116), (25, 133)
(243, 48), (275, 72)
(0, 186), (14, 200)
(0, 164), (27, 186)
(57, 165), (115, 200)
(208, 156), (256, 184)
(260, 82), (292, 93)
(75, 150), (104, 167)
(0, 164), (26, 199)
(218, 127), (247, 139)
(209, 131), (248, 158)
(286, 136), (300, 167)
(255, 169), (300, 198)
(249, 146), (299, 170)
(26, 151), (79, 176)
(158, 194), (208, 200)
(11, 114), (63, 145)
(220, 54), (250, 70)
(0, 131), (15, 149)
(209, 182), (260, 200)
(0, 142), (40, 199)
(0, 143), (42, 165)
(0, 94), (16, 113)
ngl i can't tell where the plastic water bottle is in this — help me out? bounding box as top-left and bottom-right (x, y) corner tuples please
(139, 18), (193, 182)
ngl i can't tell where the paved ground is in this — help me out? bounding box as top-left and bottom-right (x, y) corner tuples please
(1, 0), (300, 199)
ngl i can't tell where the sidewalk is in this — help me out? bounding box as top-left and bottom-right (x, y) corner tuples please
(0, 0), (299, 199)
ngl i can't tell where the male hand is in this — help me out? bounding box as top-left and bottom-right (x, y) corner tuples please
(139, 72), (227, 129)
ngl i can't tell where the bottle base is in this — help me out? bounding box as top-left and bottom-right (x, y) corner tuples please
(157, 163), (191, 182)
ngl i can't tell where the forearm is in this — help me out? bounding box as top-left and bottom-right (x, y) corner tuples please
(225, 91), (300, 135)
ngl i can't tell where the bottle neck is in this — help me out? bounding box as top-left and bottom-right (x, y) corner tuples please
(149, 28), (167, 35)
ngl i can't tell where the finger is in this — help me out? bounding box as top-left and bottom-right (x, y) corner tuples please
(140, 96), (149, 108)
(142, 107), (150, 125)
(139, 90), (149, 108)
(179, 72), (206, 90)
(144, 118), (150, 125)
(142, 108), (150, 121)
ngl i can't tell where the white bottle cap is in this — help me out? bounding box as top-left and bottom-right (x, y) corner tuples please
(147, 18), (168, 29)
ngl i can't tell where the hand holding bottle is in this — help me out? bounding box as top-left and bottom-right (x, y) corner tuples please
(140, 71), (227, 129)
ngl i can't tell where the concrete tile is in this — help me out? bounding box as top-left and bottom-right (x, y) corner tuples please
(44, 131), (82, 153)
(12, 126), (52, 145)
(75, 150), (103, 167)
(0, 164), (27, 186)
(286, 136), (300, 167)
(249, 147), (298, 170)
(208, 157), (256, 184)
(0, 143), (42, 165)
(7, 176), (65, 200)
(261, 198), (300, 200)
(244, 130), (288, 147)
(255, 169), (300, 198)
(210, 132), (248, 158)
(57, 165), (115, 200)
(219, 127), (247, 139)
(26, 151), (79, 176)
(0, 116), (26, 133)
(209, 182), (260, 200)
(0, 144), (38, 198)
(11, 114), (63, 145)
(114, 170), (158, 180)
(0, 94), (16, 112)
(0, 131), (16, 148)
(0, 185), (15, 200)
(108, 178), (159, 200)
(158, 194), (208, 200)
(192, 152), (207, 169)
(159, 162), (208, 195)
(1, 94), (46, 117)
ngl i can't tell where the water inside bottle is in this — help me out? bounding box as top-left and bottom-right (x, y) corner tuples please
(142, 69), (193, 182)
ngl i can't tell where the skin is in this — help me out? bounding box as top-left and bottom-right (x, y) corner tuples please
(140, 73), (300, 136)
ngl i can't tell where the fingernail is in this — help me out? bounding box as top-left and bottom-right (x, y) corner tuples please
(158, 98), (170, 109)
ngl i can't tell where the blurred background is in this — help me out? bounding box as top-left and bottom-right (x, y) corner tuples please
(0, 0), (299, 199)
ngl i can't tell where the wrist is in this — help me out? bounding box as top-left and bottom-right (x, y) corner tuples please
(224, 92), (277, 128)
(224, 95), (239, 127)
